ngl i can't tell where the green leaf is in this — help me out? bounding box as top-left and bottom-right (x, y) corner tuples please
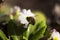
(0, 29), (8, 40)
(30, 26), (47, 40)
(23, 24), (35, 40)
(7, 20), (21, 40)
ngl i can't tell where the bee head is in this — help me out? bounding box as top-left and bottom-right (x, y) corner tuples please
(27, 17), (35, 25)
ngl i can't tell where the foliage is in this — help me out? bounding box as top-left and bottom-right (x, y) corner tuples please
(0, 6), (47, 40)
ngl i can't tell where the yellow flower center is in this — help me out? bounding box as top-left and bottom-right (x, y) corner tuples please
(54, 36), (59, 40)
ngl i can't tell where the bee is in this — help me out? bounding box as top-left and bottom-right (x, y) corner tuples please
(27, 17), (35, 25)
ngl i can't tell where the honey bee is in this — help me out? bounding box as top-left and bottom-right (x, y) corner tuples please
(27, 17), (35, 25)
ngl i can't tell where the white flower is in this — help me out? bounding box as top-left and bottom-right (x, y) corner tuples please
(19, 9), (35, 28)
(10, 6), (21, 19)
(10, 6), (20, 16)
(22, 9), (35, 18)
(51, 29), (60, 40)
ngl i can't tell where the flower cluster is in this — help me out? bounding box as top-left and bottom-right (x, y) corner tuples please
(51, 29), (60, 40)
(10, 6), (35, 28)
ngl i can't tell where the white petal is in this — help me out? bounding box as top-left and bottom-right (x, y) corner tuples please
(22, 9), (27, 14)
(14, 6), (20, 11)
(27, 9), (35, 17)
(10, 6), (21, 15)
(19, 15), (29, 24)
(51, 29), (60, 40)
